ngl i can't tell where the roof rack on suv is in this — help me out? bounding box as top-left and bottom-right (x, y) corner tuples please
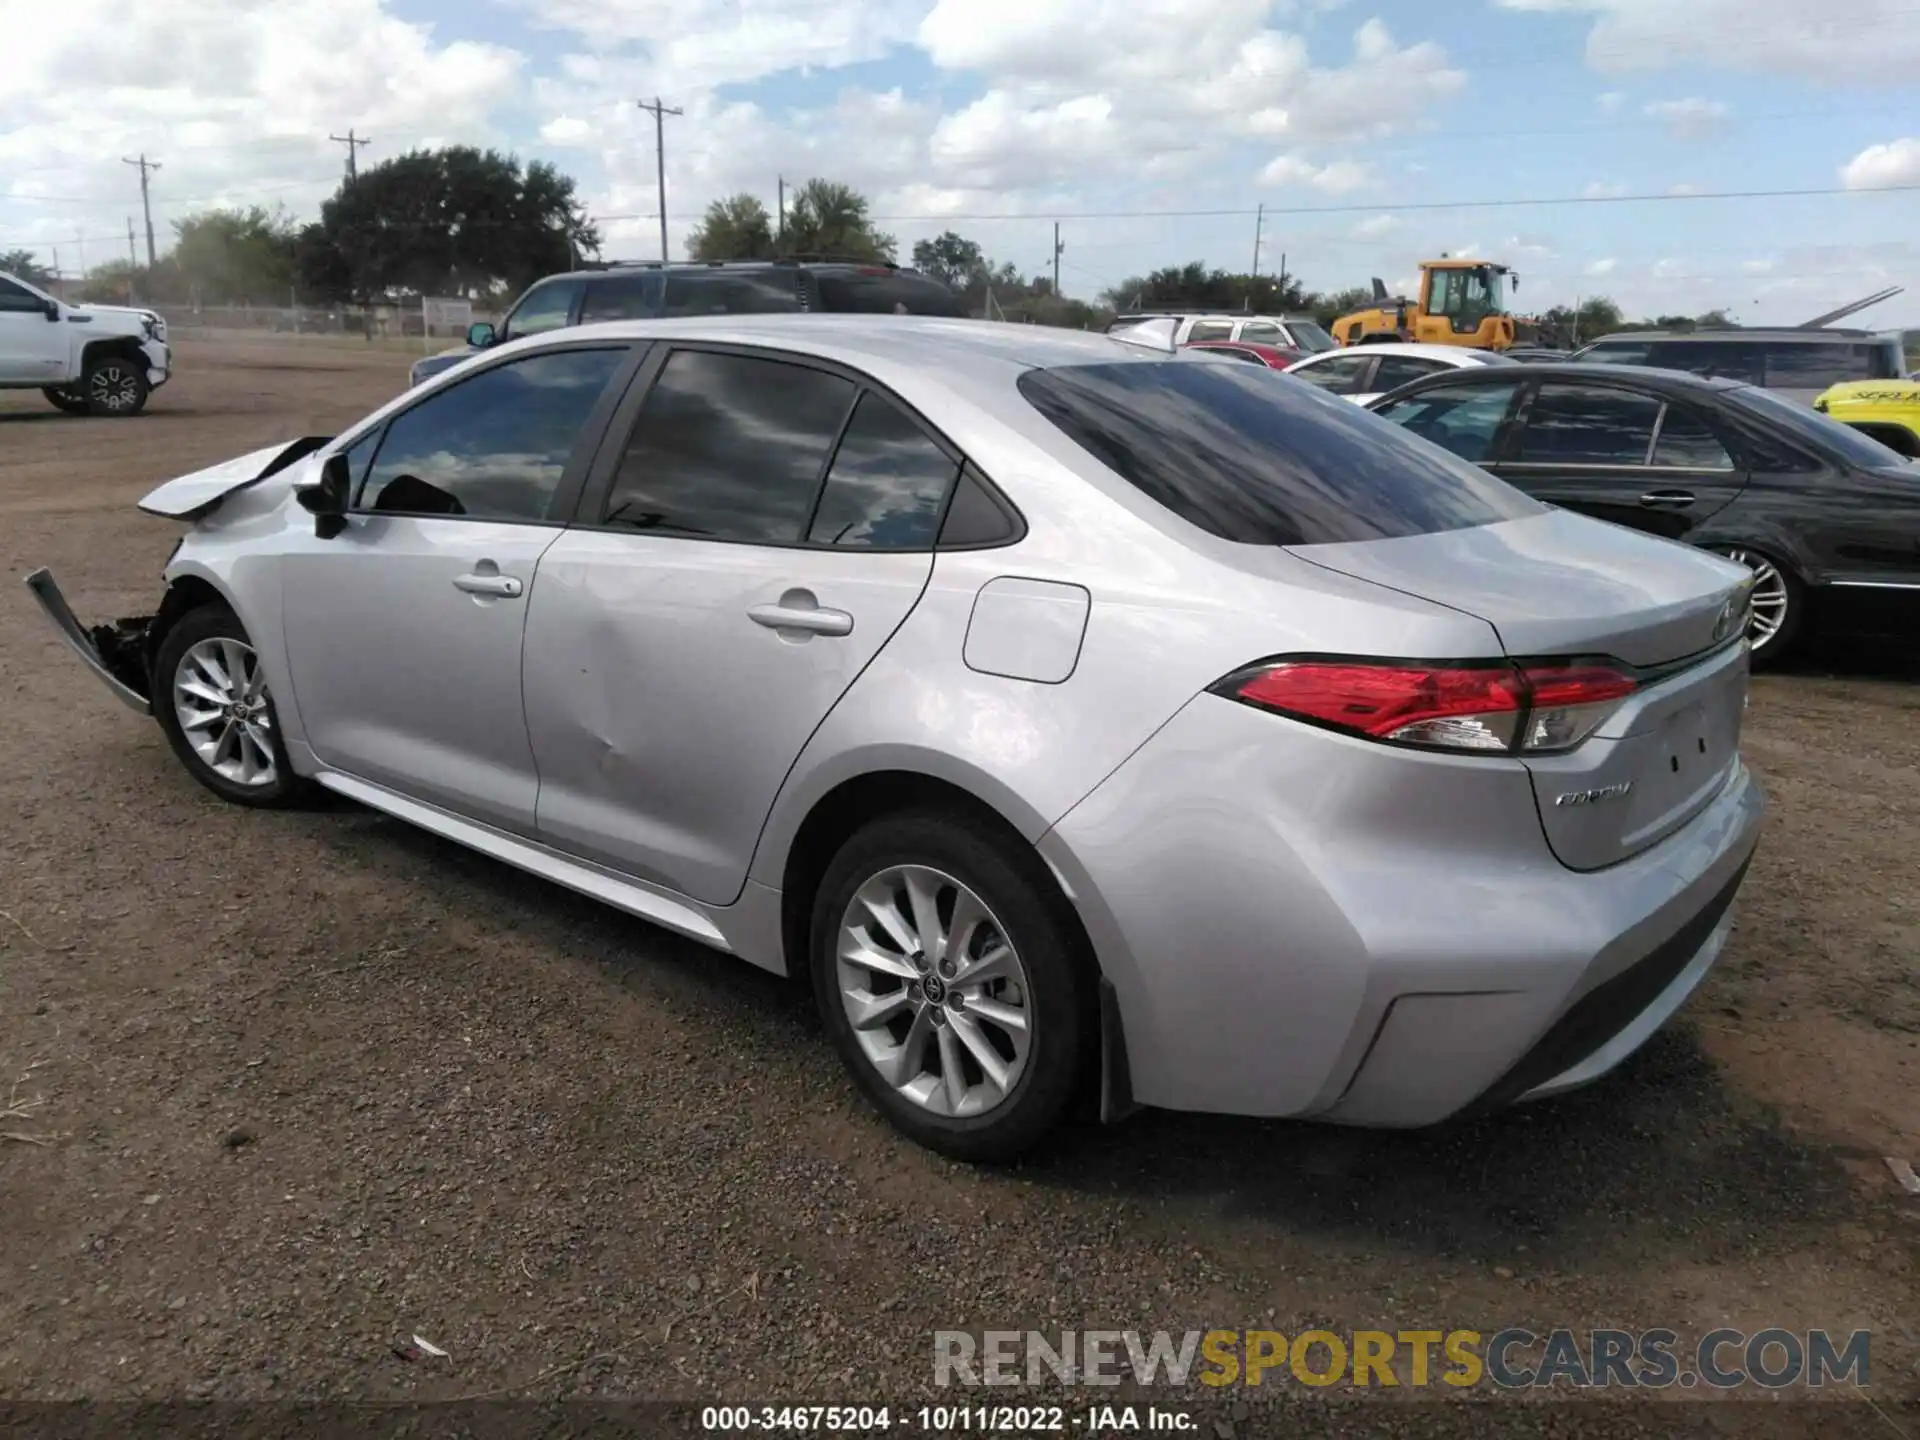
(602, 255), (909, 272)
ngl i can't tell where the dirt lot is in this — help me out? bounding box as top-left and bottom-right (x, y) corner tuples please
(1, 338), (1915, 1436)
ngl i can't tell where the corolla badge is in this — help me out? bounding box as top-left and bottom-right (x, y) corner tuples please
(1555, 782), (1634, 808)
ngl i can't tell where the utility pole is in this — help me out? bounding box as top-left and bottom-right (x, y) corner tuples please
(1051, 222), (1064, 298)
(329, 128), (371, 182)
(51, 247), (62, 300)
(636, 97), (682, 263)
(122, 153), (161, 269)
(777, 176), (786, 247)
(126, 218), (138, 303)
(1252, 203), (1264, 279)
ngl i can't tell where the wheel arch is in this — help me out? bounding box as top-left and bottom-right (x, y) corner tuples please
(145, 571), (234, 674)
(80, 335), (151, 371)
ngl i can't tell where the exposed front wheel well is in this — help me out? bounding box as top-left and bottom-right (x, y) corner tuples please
(145, 576), (230, 677)
(80, 337), (150, 371)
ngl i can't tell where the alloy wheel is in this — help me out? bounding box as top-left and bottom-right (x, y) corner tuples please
(89, 364), (141, 414)
(1718, 549), (1789, 652)
(172, 637), (279, 788)
(835, 865), (1033, 1119)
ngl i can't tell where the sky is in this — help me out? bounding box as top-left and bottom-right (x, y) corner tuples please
(2, 0), (1918, 325)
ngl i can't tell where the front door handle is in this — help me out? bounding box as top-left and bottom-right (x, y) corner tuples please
(453, 572), (524, 598)
(749, 602), (853, 637)
(1639, 489), (1697, 509)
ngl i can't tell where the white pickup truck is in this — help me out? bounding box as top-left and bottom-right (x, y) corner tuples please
(0, 270), (172, 416)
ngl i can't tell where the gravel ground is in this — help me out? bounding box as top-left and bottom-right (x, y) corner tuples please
(1, 338), (1915, 1438)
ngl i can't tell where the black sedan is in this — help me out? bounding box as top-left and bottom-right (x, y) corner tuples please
(1364, 362), (1920, 665)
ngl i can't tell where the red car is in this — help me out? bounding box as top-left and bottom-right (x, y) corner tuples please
(1182, 339), (1304, 369)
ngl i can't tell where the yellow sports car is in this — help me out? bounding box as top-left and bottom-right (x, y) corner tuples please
(1812, 377), (1920, 458)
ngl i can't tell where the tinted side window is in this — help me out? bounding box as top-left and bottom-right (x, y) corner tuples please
(1578, 341), (1651, 366)
(1763, 342), (1879, 390)
(602, 350), (854, 541)
(806, 393), (959, 549)
(500, 281), (580, 342)
(1373, 381), (1522, 464)
(808, 270), (967, 316)
(1294, 354), (1371, 392)
(663, 268), (801, 317)
(1514, 383), (1662, 465)
(360, 348), (628, 521)
(1651, 406), (1734, 469)
(0, 277), (44, 313)
(580, 272), (663, 322)
(1186, 320), (1234, 342)
(1237, 321), (1282, 344)
(1371, 355), (1449, 391)
(1646, 340), (1763, 385)
(1018, 361), (1542, 547)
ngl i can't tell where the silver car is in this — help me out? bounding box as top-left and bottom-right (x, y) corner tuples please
(29, 315), (1765, 1160)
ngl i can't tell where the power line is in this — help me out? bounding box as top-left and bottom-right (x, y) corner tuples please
(636, 96), (683, 263)
(329, 129), (371, 183)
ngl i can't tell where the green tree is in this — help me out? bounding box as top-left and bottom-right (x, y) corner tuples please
(169, 206), (299, 305)
(687, 194), (776, 261)
(297, 146), (599, 302)
(0, 249), (56, 288)
(1103, 262), (1307, 315)
(911, 231), (984, 290)
(1306, 286), (1378, 330)
(780, 179), (895, 264)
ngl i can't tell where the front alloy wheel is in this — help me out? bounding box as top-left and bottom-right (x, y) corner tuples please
(152, 604), (307, 808)
(85, 357), (150, 417)
(173, 637), (280, 790)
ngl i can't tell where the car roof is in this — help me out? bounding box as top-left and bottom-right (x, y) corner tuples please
(1388, 360), (1749, 393)
(535, 260), (943, 285)
(1295, 342), (1493, 365)
(1581, 327), (1900, 344)
(513, 312), (1182, 378)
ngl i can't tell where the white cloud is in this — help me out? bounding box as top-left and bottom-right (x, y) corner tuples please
(1350, 213), (1400, 239)
(1841, 137), (1920, 190)
(1260, 153), (1374, 193)
(1584, 257), (1618, 276)
(1496, 0), (1920, 85)
(1597, 90), (1626, 112)
(1667, 182), (1702, 195)
(1582, 180), (1629, 198)
(1643, 97), (1730, 140)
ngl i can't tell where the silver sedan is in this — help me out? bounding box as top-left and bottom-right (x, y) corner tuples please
(29, 314), (1765, 1160)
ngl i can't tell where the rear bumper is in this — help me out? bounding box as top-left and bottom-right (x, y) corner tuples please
(1039, 692), (1765, 1125)
(23, 568), (154, 713)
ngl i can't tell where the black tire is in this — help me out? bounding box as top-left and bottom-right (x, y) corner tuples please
(42, 385), (89, 415)
(1709, 545), (1804, 669)
(809, 810), (1092, 1163)
(83, 353), (150, 417)
(151, 604), (309, 808)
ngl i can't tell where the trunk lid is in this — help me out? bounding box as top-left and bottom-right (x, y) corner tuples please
(1293, 509), (1753, 869)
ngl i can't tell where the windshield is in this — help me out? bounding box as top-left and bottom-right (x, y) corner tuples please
(1286, 320), (1337, 352)
(1722, 384), (1917, 470)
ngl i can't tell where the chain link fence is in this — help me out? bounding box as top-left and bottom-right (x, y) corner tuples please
(154, 299), (494, 345)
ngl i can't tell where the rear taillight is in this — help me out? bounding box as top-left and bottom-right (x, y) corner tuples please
(1214, 658), (1637, 756)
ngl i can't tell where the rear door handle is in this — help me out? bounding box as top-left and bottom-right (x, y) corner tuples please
(1639, 489), (1696, 509)
(749, 603), (853, 637)
(453, 572), (524, 598)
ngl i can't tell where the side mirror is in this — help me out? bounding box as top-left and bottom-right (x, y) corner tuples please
(44, 299), (60, 321)
(466, 321), (497, 349)
(295, 452), (352, 539)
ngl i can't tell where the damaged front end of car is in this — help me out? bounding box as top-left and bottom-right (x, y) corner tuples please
(24, 568), (158, 713)
(22, 435), (335, 716)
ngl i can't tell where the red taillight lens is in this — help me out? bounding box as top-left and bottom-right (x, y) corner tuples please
(1217, 658), (1636, 755)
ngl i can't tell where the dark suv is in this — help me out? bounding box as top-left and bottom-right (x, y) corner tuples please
(409, 259), (969, 387)
(1571, 327), (1905, 407)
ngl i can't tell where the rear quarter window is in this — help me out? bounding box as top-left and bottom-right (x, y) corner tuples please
(809, 270), (967, 317)
(1017, 362), (1544, 547)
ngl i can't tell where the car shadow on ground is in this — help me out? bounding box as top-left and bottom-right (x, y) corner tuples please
(1779, 627), (1920, 683)
(307, 803), (1872, 1272)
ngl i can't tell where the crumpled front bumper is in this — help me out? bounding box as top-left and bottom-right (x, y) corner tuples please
(23, 568), (154, 713)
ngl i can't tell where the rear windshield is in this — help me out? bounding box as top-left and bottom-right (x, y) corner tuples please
(1761, 340), (1902, 389)
(1017, 361), (1544, 547)
(810, 270), (968, 317)
(1284, 320), (1337, 352)
(1722, 385), (1916, 471)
